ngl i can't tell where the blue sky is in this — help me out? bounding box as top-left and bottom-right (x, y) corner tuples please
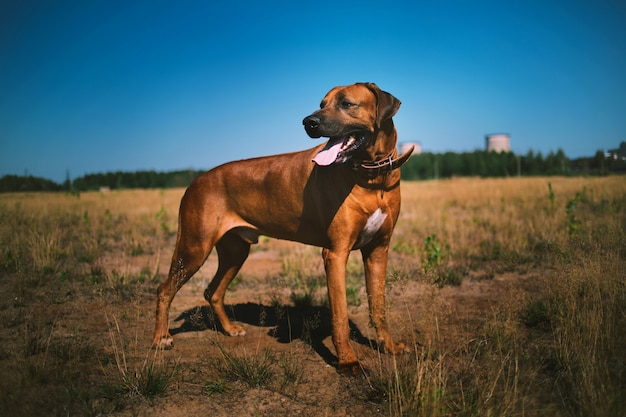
(1, 0), (625, 183)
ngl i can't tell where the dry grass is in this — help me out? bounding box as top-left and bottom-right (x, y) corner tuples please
(387, 176), (626, 416)
(0, 176), (624, 416)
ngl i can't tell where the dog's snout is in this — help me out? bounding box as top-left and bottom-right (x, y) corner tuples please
(303, 115), (320, 130)
(303, 115), (323, 138)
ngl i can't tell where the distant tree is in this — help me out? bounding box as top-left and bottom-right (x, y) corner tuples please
(401, 153), (435, 180)
(521, 150), (544, 176)
(63, 170), (72, 191)
(440, 152), (462, 178)
(544, 149), (569, 175)
(592, 150), (606, 174)
(0, 175), (61, 192)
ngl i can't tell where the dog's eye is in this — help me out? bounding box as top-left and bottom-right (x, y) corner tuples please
(340, 101), (356, 109)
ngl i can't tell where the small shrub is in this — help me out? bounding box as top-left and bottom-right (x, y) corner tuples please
(520, 299), (551, 328)
(155, 205), (172, 237)
(106, 362), (174, 398)
(423, 234), (443, 271)
(28, 228), (64, 274)
(432, 266), (464, 288)
(279, 352), (304, 390)
(369, 349), (449, 417)
(214, 343), (275, 388)
(565, 186), (587, 236)
(106, 314), (175, 398)
(290, 290), (314, 308)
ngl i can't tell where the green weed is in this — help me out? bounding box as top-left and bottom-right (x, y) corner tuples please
(279, 352), (304, 390)
(432, 266), (464, 288)
(204, 379), (229, 396)
(565, 186), (587, 236)
(369, 348), (449, 417)
(520, 299), (551, 328)
(423, 234), (443, 271)
(290, 290), (315, 308)
(105, 314), (175, 398)
(214, 342), (275, 388)
(155, 205), (172, 237)
(547, 181), (556, 211)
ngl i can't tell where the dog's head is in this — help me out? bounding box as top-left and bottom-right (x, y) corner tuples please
(303, 83), (401, 166)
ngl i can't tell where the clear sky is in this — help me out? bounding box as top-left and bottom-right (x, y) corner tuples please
(1, 0), (625, 183)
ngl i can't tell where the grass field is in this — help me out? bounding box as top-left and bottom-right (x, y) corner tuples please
(0, 176), (624, 416)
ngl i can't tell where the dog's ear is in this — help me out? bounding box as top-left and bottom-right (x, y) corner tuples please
(361, 83), (401, 127)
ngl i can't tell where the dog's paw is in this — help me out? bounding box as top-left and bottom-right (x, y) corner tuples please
(152, 336), (174, 350)
(381, 340), (410, 355)
(338, 361), (367, 377)
(393, 342), (411, 354)
(225, 324), (246, 337)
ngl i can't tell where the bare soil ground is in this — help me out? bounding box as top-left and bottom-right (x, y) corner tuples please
(3, 239), (536, 416)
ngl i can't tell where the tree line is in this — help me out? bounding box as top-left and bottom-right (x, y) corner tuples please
(71, 169), (205, 191)
(1, 150), (623, 193)
(0, 169), (204, 193)
(400, 149), (572, 180)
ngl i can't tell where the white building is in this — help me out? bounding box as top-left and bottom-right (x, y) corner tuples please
(485, 134), (511, 153)
(400, 142), (421, 155)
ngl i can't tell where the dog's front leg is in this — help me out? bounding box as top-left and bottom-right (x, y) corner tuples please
(322, 247), (361, 375)
(362, 244), (408, 355)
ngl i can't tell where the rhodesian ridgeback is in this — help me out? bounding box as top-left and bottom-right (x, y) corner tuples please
(153, 82), (414, 374)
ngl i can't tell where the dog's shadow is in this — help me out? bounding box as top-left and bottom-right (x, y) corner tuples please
(171, 302), (378, 366)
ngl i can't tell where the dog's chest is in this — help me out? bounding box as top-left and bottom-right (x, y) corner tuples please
(354, 208), (387, 249)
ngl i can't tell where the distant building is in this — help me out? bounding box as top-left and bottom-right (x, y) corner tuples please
(606, 141), (626, 160)
(485, 133), (511, 153)
(400, 142), (421, 155)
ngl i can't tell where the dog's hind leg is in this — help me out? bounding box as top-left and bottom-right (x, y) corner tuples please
(204, 230), (252, 336)
(153, 228), (215, 349)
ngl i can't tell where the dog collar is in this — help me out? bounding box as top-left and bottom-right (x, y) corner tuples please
(352, 145), (415, 179)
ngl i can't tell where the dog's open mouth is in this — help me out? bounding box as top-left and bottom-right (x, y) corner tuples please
(312, 133), (368, 166)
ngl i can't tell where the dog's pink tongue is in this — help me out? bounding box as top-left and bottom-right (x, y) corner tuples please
(313, 140), (343, 166)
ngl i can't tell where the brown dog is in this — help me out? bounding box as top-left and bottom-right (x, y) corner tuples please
(152, 82), (413, 374)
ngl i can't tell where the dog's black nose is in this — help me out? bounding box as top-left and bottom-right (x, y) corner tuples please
(302, 116), (320, 130)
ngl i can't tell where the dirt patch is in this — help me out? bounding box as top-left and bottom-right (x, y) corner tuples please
(94, 241), (533, 417)
(0, 236), (537, 416)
